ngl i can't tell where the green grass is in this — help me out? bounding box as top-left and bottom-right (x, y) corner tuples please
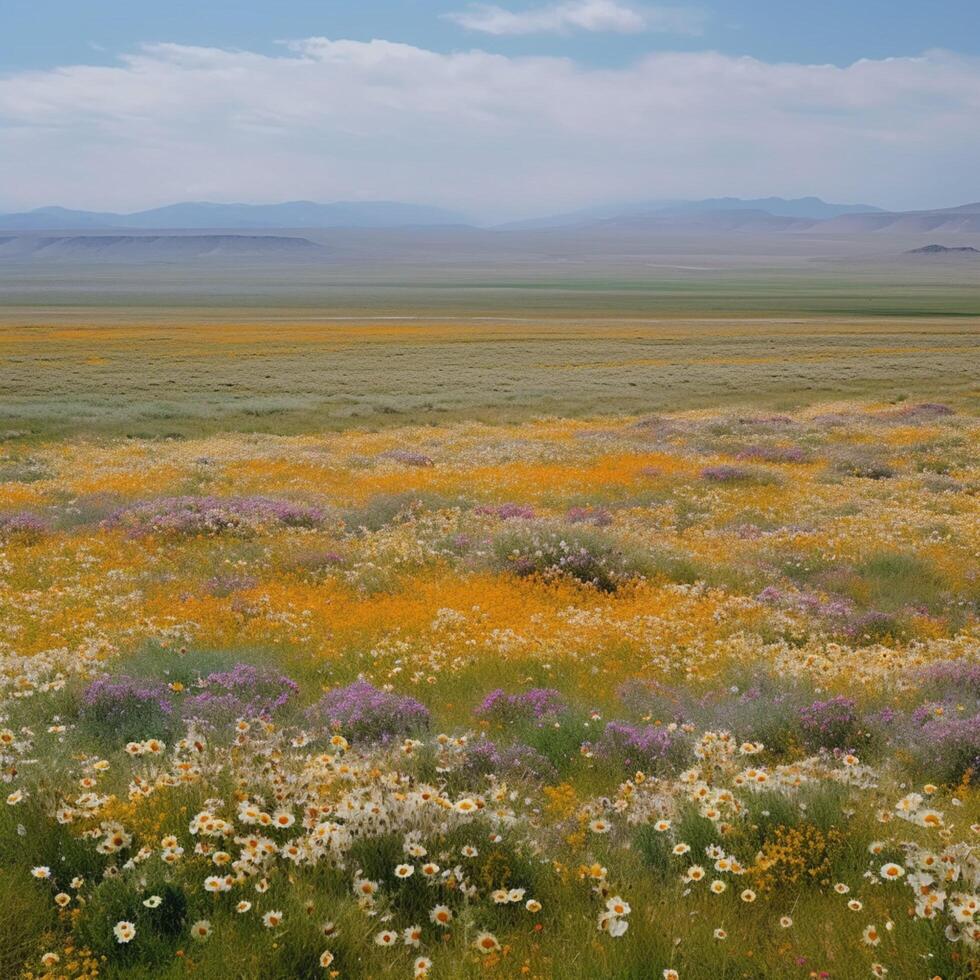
(0, 310), (977, 441)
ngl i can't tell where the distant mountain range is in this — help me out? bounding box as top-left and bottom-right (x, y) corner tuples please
(510, 198), (980, 235)
(0, 234), (323, 260)
(907, 243), (980, 255)
(0, 201), (468, 231)
(501, 196), (884, 229)
(0, 197), (980, 242)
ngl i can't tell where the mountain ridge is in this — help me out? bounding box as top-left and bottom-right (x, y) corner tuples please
(0, 201), (468, 231)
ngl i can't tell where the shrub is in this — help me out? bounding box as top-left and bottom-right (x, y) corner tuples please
(736, 445), (809, 464)
(342, 491), (453, 533)
(798, 696), (859, 751)
(586, 720), (688, 773)
(104, 496), (324, 536)
(79, 676), (175, 745)
(700, 464), (754, 483)
(0, 511), (48, 541)
(493, 522), (648, 592)
(831, 455), (896, 480)
(305, 679), (430, 743)
(916, 659), (980, 701)
(462, 737), (557, 781)
(911, 714), (980, 785)
(182, 663), (299, 725)
(566, 506), (613, 526)
(476, 688), (567, 723)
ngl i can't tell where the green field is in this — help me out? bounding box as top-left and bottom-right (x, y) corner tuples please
(1, 310), (977, 440)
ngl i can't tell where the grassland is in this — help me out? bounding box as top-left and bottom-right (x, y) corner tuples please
(0, 398), (978, 979)
(1, 312), (977, 439)
(1, 278), (979, 979)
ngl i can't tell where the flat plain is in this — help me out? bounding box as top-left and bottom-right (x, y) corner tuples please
(1, 254), (979, 978)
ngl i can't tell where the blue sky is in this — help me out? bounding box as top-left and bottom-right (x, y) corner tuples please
(1, 1), (978, 216)
(4, 0), (980, 70)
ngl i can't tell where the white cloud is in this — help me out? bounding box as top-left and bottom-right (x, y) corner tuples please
(0, 39), (978, 215)
(445, 1), (703, 36)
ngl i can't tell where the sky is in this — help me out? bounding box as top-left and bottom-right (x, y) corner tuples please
(1, 0), (979, 218)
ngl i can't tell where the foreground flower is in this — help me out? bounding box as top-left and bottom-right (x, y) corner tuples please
(414, 957), (433, 978)
(113, 920), (136, 944)
(191, 920), (212, 941)
(606, 896), (631, 916)
(320, 950), (335, 968)
(474, 931), (501, 954)
(142, 895), (162, 908)
(263, 910), (284, 928)
(430, 904), (453, 927)
(598, 911), (629, 937)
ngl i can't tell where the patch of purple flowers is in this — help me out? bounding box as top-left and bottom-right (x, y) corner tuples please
(916, 659), (980, 699)
(0, 511), (49, 539)
(701, 465), (753, 483)
(799, 695), (859, 751)
(182, 663), (299, 724)
(462, 737), (557, 781)
(736, 445), (809, 464)
(306, 679), (430, 743)
(80, 675), (174, 743)
(587, 720), (687, 773)
(912, 713), (980, 785)
(476, 688), (567, 724)
(566, 506), (613, 527)
(104, 495), (324, 536)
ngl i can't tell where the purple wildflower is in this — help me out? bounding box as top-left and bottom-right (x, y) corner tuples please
(476, 688), (567, 723)
(799, 696), (859, 750)
(586, 720), (687, 773)
(566, 506), (613, 527)
(80, 675), (174, 743)
(701, 465), (752, 483)
(306, 679), (430, 743)
(462, 737), (557, 781)
(0, 511), (49, 539)
(103, 495), (324, 536)
(182, 663), (299, 724)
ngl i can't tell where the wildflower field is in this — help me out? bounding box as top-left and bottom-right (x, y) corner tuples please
(1, 320), (979, 978)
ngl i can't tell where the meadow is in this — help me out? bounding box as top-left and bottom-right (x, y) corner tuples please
(1, 313), (978, 438)
(1, 307), (979, 979)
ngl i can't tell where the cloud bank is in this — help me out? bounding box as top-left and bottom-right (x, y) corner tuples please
(445, 1), (703, 36)
(0, 38), (978, 215)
